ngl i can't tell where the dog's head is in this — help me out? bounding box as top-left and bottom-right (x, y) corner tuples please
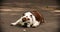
(22, 17), (30, 27)
(22, 12), (32, 22)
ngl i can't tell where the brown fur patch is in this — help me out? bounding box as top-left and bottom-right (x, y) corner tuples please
(30, 11), (45, 24)
(22, 17), (26, 22)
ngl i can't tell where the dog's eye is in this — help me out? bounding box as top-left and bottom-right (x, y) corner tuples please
(30, 15), (32, 18)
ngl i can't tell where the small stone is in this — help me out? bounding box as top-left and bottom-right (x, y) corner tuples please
(23, 29), (26, 32)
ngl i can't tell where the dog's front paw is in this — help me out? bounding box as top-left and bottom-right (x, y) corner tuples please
(32, 25), (38, 28)
(11, 23), (17, 26)
(27, 25), (31, 28)
(32, 24), (38, 28)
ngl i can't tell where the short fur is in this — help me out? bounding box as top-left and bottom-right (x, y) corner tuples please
(11, 11), (45, 27)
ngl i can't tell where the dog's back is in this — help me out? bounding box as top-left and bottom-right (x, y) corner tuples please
(30, 11), (44, 24)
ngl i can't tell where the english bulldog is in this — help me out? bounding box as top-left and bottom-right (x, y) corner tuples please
(11, 11), (45, 28)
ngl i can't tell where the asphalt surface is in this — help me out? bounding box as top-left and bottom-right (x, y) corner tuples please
(0, 8), (60, 32)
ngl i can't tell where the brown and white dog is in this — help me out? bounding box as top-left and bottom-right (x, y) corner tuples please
(11, 11), (44, 27)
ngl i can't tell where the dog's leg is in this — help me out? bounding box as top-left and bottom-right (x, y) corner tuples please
(32, 21), (40, 28)
(31, 15), (40, 27)
(11, 17), (23, 26)
(27, 23), (31, 27)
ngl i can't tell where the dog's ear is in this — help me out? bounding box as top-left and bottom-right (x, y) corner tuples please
(22, 18), (26, 22)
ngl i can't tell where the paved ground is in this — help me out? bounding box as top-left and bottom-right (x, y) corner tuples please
(0, 7), (60, 32)
(0, 0), (60, 32)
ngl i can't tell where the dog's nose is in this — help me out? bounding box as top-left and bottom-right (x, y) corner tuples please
(24, 23), (27, 25)
(23, 23), (27, 27)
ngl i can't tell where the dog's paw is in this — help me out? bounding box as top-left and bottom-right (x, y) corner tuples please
(11, 23), (16, 26)
(32, 25), (38, 28)
(32, 26), (37, 28)
(27, 25), (30, 28)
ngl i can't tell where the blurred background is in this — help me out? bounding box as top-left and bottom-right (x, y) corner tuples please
(0, 0), (60, 32)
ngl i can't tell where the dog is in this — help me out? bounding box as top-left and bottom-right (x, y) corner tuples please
(11, 11), (45, 28)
